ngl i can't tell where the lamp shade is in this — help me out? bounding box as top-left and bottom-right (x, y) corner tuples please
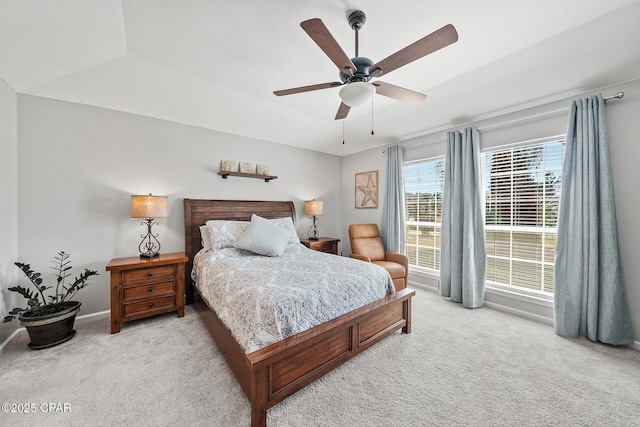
(339, 82), (373, 107)
(304, 200), (323, 216)
(131, 194), (168, 219)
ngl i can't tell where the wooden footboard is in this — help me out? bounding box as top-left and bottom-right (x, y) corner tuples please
(195, 286), (414, 427)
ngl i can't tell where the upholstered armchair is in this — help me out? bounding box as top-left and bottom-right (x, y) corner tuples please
(348, 224), (408, 291)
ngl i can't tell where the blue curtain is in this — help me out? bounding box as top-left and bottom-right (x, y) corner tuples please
(381, 145), (406, 253)
(439, 127), (486, 308)
(554, 94), (633, 345)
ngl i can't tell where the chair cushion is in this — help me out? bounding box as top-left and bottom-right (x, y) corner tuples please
(349, 224), (385, 261)
(349, 223), (381, 239)
(373, 260), (406, 279)
(351, 237), (385, 261)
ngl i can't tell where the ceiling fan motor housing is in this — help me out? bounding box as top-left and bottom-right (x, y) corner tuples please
(340, 56), (374, 83)
(348, 10), (366, 30)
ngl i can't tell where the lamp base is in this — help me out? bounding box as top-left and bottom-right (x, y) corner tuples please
(137, 218), (162, 259)
(307, 215), (320, 241)
(139, 252), (160, 258)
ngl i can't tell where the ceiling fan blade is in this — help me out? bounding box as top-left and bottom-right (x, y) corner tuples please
(370, 24), (458, 77)
(274, 82), (342, 96)
(301, 18), (357, 74)
(373, 81), (426, 105)
(335, 102), (350, 120)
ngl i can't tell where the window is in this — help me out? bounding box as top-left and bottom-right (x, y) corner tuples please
(483, 140), (564, 293)
(404, 139), (564, 294)
(404, 157), (445, 271)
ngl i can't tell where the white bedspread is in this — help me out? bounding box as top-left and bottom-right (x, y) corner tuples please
(192, 244), (395, 354)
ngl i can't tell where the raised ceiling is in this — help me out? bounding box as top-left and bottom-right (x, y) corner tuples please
(2, 0), (639, 156)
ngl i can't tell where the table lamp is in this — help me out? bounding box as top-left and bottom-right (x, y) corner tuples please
(304, 200), (323, 240)
(131, 194), (168, 258)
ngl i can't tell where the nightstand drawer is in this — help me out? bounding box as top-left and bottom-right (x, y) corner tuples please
(315, 241), (338, 254)
(301, 237), (340, 255)
(123, 295), (175, 316)
(122, 280), (175, 301)
(123, 265), (175, 283)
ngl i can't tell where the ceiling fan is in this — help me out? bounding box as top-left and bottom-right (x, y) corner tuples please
(273, 10), (458, 120)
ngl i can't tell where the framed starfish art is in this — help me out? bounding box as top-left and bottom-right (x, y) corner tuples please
(355, 170), (378, 209)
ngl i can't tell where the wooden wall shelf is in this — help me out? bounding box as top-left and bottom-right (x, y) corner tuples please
(218, 171), (277, 182)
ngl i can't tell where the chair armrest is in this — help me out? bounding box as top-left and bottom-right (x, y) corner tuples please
(385, 252), (409, 270)
(349, 253), (371, 262)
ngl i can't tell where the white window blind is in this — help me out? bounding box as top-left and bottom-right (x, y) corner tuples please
(404, 157), (445, 271)
(483, 140), (564, 293)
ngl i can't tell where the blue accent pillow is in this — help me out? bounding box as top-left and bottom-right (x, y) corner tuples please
(233, 214), (290, 256)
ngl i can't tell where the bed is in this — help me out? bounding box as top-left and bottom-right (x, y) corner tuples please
(184, 199), (415, 426)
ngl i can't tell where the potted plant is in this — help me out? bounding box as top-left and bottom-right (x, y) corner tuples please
(3, 251), (98, 349)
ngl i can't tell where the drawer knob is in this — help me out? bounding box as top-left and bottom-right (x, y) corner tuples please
(148, 302), (154, 308)
(147, 272), (153, 277)
(147, 287), (153, 292)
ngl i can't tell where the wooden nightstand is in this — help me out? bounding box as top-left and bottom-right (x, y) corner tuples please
(106, 252), (188, 334)
(300, 237), (340, 255)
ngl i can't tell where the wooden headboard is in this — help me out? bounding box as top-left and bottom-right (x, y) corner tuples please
(183, 199), (297, 304)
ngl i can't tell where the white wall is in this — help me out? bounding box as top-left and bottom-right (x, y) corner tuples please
(346, 79), (640, 343)
(0, 79), (19, 344)
(341, 147), (388, 255)
(605, 80), (640, 344)
(12, 95), (343, 318)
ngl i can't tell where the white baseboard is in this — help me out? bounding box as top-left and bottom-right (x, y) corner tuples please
(76, 310), (110, 321)
(483, 300), (554, 326)
(0, 328), (22, 356)
(627, 341), (640, 351)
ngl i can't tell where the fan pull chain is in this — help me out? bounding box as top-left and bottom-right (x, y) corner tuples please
(342, 119), (345, 144)
(371, 84), (375, 135)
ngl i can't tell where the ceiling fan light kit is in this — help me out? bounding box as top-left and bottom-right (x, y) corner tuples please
(274, 10), (458, 120)
(339, 81), (373, 107)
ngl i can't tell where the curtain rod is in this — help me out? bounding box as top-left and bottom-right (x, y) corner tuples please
(480, 91), (625, 131)
(604, 91), (624, 102)
(403, 91), (626, 146)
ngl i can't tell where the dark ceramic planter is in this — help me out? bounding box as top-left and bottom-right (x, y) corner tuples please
(19, 301), (81, 350)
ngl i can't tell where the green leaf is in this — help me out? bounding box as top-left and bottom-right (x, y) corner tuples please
(7, 285), (34, 300)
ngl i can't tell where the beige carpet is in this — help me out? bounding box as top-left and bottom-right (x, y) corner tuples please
(1, 288), (639, 427)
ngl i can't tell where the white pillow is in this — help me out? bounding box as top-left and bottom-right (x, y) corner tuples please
(233, 214), (290, 256)
(205, 220), (248, 250)
(269, 217), (300, 245)
(205, 216), (299, 250)
(199, 225), (212, 250)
